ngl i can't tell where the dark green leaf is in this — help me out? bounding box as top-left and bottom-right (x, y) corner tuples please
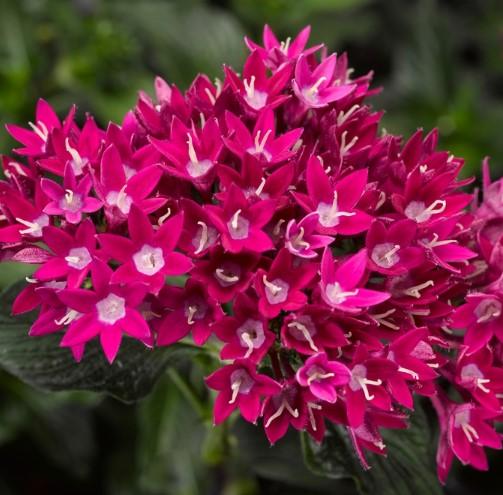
(0, 282), (199, 403)
(302, 402), (442, 495)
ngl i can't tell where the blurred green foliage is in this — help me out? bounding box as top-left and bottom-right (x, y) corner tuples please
(1, 0), (503, 493)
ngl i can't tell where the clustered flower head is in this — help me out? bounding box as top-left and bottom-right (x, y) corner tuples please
(1, 24), (501, 484)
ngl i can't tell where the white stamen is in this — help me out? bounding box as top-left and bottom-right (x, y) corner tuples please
(340, 131), (358, 156)
(403, 280), (434, 298)
(273, 219), (285, 236)
(461, 423), (479, 443)
(231, 209), (242, 230)
(307, 371), (335, 385)
(55, 309), (80, 326)
(405, 199), (447, 223)
(241, 332), (255, 359)
(29, 121), (49, 142)
(254, 129), (272, 154)
(398, 367), (419, 380)
(358, 377), (382, 401)
(186, 305), (197, 326)
(186, 134), (198, 164)
(279, 37), (291, 55)
(65, 138), (88, 174)
(243, 75), (256, 99)
(204, 88), (216, 105)
(265, 399), (299, 428)
(420, 233), (458, 249)
(317, 190), (355, 228)
(255, 177), (267, 197)
(337, 105), (359, 126)
(476, 378), (491, 393)
(215, 268), (239, 283)
(287, 321), (319, 352)
(326, 281), (358, 305)
(371, 309), (399, 330)
(306, 76), (327, 97)
(262, 275), (282, 295)
(307, 402), (322, 431)
(157, 208), (171, 226)
(194, 221), (209, 255)
(229, 378), (241, 404)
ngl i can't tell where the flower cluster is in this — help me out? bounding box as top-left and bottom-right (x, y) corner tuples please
(0, 25), (501, 483)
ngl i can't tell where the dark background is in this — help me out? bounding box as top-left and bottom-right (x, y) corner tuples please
(0, 0), (502, 493)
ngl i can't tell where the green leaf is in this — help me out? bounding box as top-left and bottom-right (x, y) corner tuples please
(0, 282), (199, 403)
(302, 402), (442, 495)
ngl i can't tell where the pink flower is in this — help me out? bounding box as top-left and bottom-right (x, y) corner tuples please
(285, 213), (333, 258)
(224, 50), (292, 112)
(254, 248), (317, 318)
(98, 205), (192, 294)
(319, 248), (390, 313)
(156, 280), (223, 346)
(213, 293), (274, 363)
(206, 359), (281, 424)
(150, 116), (222, 190)
(296, 352), (351, 403)
(59, 260), (152, 363)
(294, 156), (372, 235)
(41, 163), (102, 224)
(366, 219), (423, 275)
(34, 219), (98, 287)
(293, 54), (355, 108)
(223, 109), (302, 166)
(450, 293), (503, 352)
(205, 184), (275, 253)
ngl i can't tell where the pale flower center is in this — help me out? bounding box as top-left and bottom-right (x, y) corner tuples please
(106, 187), (133, 215)
(237, 319), (265, 358)
(371, 242), (400, 268)
(96, 293), (126, 325)
(325, 281), (358, 305)
(460, 364), (491, 393)
(243, 76), (268, 110)
(474, 299), (502, 323)
(16, 214), (50, 237)
(65, 247), (92, 270)
(316, 191), (355, 228)
(263, 276), (289, 304)
(404, 200), (446, 223)
(229, 369), (255, 404)
(133, 244), (165, 276)
(349, 364), (382, 400)
(60, 189), (83, 212)
(214, 263), (241, 287)
(192, 221), (218, 254)
(227, 209), (250, 240)
(287, 316), (318, 352)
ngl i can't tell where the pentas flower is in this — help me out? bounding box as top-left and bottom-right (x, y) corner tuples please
(95, 144), (165, 224)
(34, 219), (98, 287)
(455, 347), (503, 411)
(3, 24), (502, 487)
(450, 292), (503, 352)
(245, 25), (319, 70)
(224, 50), (291, 112)
(285, 213), (333, 259)
(156, 280), (222, 346)
(296, 352), (351, 403)
(6, 98), (73, 157)
(150, 116), (222, 190)
(319, 248), (390, 313)
(205, 359), (281, 424)
(281, 306), (349, 355)
(223, 110), (302, 166)
(205, 183), (275, 253)
(213, 293), (274, 363)
(41, 163), (101, 224)
(293, 54), (356, 108)
(366, 219), (423, 275)
(254, 248), (317, 318)
(58, 260), (151, 363)
(98, 205), (192, 294)
(262, 380), (307, 444)
(294, 156), (372, 235)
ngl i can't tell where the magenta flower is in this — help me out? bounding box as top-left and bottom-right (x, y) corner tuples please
(6, 98), (71, 157)
(366, 219), (423, 275)
(206, 359), (281, 424)
(285, 213), (333, 259)
(205, 183), (275, 253)
(319, 248), (390, 313)
(294, 156), (372, 235)
(34, 219), (98, 287)
(455, 346), (503, 411)
(245, 25), (319, 70)
(447, 403), (501, 471)
(450, 293), (503, 352)
(150, 116), (222, 190)
(178, 198), (220, 257)
(213, 293), (274, 363)
(293, 54), (355, 108)
(296, 352), (351, 403)
(96, 144), (165, 225)
(254, 248), (317, 318)
(58, 260), (152, 363)
(98, 205), (192, 294)
(281, 306), (349, 355)
(156, 280), (223, 346)
(41, 163), (102, 224)
(224, 109), (302, 166)
(224, 50), (292, 112)
(344, 345), (397, 427)
(262, 381), (307, 444)
(191, 247), (259, 303)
